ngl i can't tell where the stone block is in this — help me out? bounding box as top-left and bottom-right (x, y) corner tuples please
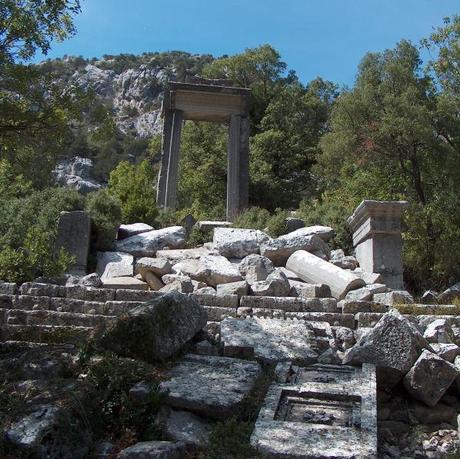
(135, 257), (172, 277)
(54, 210), (91, 275)
(96, 251), (133, 280)
(348, 200), (408, 289)
(117, 223), (153, 240)
(216, 280), (248, 297)
(12, 295), (51, 310)
(213, 227), (270, 258)
(221, 317), (319, 364)
(250, 363), (377, 458)
(403, 350), (458, 407)
(338, 300), (388, 314)
(114, 289), (161, 302)
(286, 250), (365, 299)
(356, 312), (384, 328)
(159, 354), (261, 419)
(102, 277), (148, 290)
(19, 282), (66, 298)
(191, 293), (239, 309)
(239, 296), (337, 313)
(66, 286), (115, 302)
(202, 306), (237, 321)
(0, 282), (18, 295)
(374, 290), (414, 305)
(284, 311), (355, 329)
(289, 281), (331, 298)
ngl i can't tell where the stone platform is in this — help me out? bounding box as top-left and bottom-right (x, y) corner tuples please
(251, 362), (377, 458)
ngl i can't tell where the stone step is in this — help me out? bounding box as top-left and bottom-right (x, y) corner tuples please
(284, 311), (355, 328)
(240, 296), (337, 313)
(0, 309), (115, 328)
(0, 324), (92, 344)
(191, 293), (239, 309)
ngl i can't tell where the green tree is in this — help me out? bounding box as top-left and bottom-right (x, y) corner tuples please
(250, 79), (337, 209)
(109, 160), (158, 225)
(315, 39), (460, 290)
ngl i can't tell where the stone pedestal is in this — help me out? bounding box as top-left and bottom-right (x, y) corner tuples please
(54, 211), (91, 276)
(348, 200), (408, 289)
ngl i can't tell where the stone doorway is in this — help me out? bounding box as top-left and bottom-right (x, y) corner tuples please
(156, 81), (251, 221)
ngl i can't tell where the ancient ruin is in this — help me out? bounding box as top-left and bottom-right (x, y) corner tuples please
(3, 199), (460, 458)
(156, 81), (251, 221)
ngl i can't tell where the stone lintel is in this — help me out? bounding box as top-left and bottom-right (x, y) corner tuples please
(348, 200), (408, 246)
(163, 81), (251, 123)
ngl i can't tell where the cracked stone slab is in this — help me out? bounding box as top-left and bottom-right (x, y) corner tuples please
(221, 317), (319, 364)
(250, 363), (377, 458)
(159, 354), (261, 419)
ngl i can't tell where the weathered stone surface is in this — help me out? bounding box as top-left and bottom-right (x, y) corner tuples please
(240, 296), (337, 313)
(159, 278), (194, 294)
(155, 407), (212, 447)
(352, 268), (383, 285)
(343, 310), (431, 386)
(54, 210), (91, 275)
(135, 257), (172, 277)
(373, 290), (414, 305)
(250, 363), (377, 458)
(344, 283), (388, 302)
(438, 282), (460, 304)
(194, 286), (216, 295)
(221, 317), (319, 364)
(96, 251), (134, 280)
(114, 289), (160, 302)
(285, 217), (305, 232)
(238, 254), (274, 284)
(118, 223), (154, 240)
(403, 350), (458, 407)
(20, 282), (66, 297)
(102, 277), (148, 290)
(191, 255), (242, 287)
(334, 326), (356, 351)
(348, 200), (408, 289)
(117, 441), (186, 459)
(216, 280), (248, 297)
(213, 227), (270, 258)
(286, 250), (365, 299)
(421, 290), (438, 304)
(286, 225), (335, 241)
(192, 293), (239, 308)
(78, 273), (102, 288)
(260, 232), (330, 266)
(250, 269), (291, 297)
(0, 281), (18, 294)
(170, 259), (200, 277)
(115, 226), (186, 257)
(285, 311), (355, 328)
(140, 270), (164, 290)
(431, 343), (460, 362)
(423, 319), (455, 344)
(98, 291), (207, 361)
(156, 246), (215, 262)
(330, 249), (359, 270)
(289, 281), (331, 298)
(66, 286), (115, 302)
(203, 306), (237, 321)
(338, 299), (388, 314)
(159, 354), (261, 419)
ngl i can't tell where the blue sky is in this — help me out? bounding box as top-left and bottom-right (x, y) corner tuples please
(35, 0), (459, 86)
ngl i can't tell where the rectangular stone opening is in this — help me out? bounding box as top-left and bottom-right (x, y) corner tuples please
(291, 364), (356, 385)
(274, 389), (361, 428)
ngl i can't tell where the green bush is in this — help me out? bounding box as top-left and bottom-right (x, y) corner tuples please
(109, 160), (158, 225)
(0, 187), (83, 283)
(266, 209), (290, 237)
(233, 207), (271, 231)
(85, 189), (122, 252)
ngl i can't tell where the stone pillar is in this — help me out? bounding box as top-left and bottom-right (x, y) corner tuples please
(227, 115), (249, 221)
(227, 114), (241, 221)
(286, 250), (365, 299)
(164, 109), (183, 209)
(348, 200), (408, 289)
(156, 109), (173, 207)
(54, 211), (91, 276)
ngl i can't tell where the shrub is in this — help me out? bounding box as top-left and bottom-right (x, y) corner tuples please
(266, 209), (290, 237)
(233, 207), (271, 231)
(85, 189), (122, 251)
(109, 160), (158, 225)
(0, 187), (83, 283)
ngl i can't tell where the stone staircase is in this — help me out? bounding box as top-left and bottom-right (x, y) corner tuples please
(1, 281), (459, 345)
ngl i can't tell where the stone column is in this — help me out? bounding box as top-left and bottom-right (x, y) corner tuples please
(164, 109), (183, 209)
(54, 211), (91, 276)
(227, 115), (249, 221)
(348, 200), (409, 289)
(156, 109), (173, 207)
(227, 114), (241, 221)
